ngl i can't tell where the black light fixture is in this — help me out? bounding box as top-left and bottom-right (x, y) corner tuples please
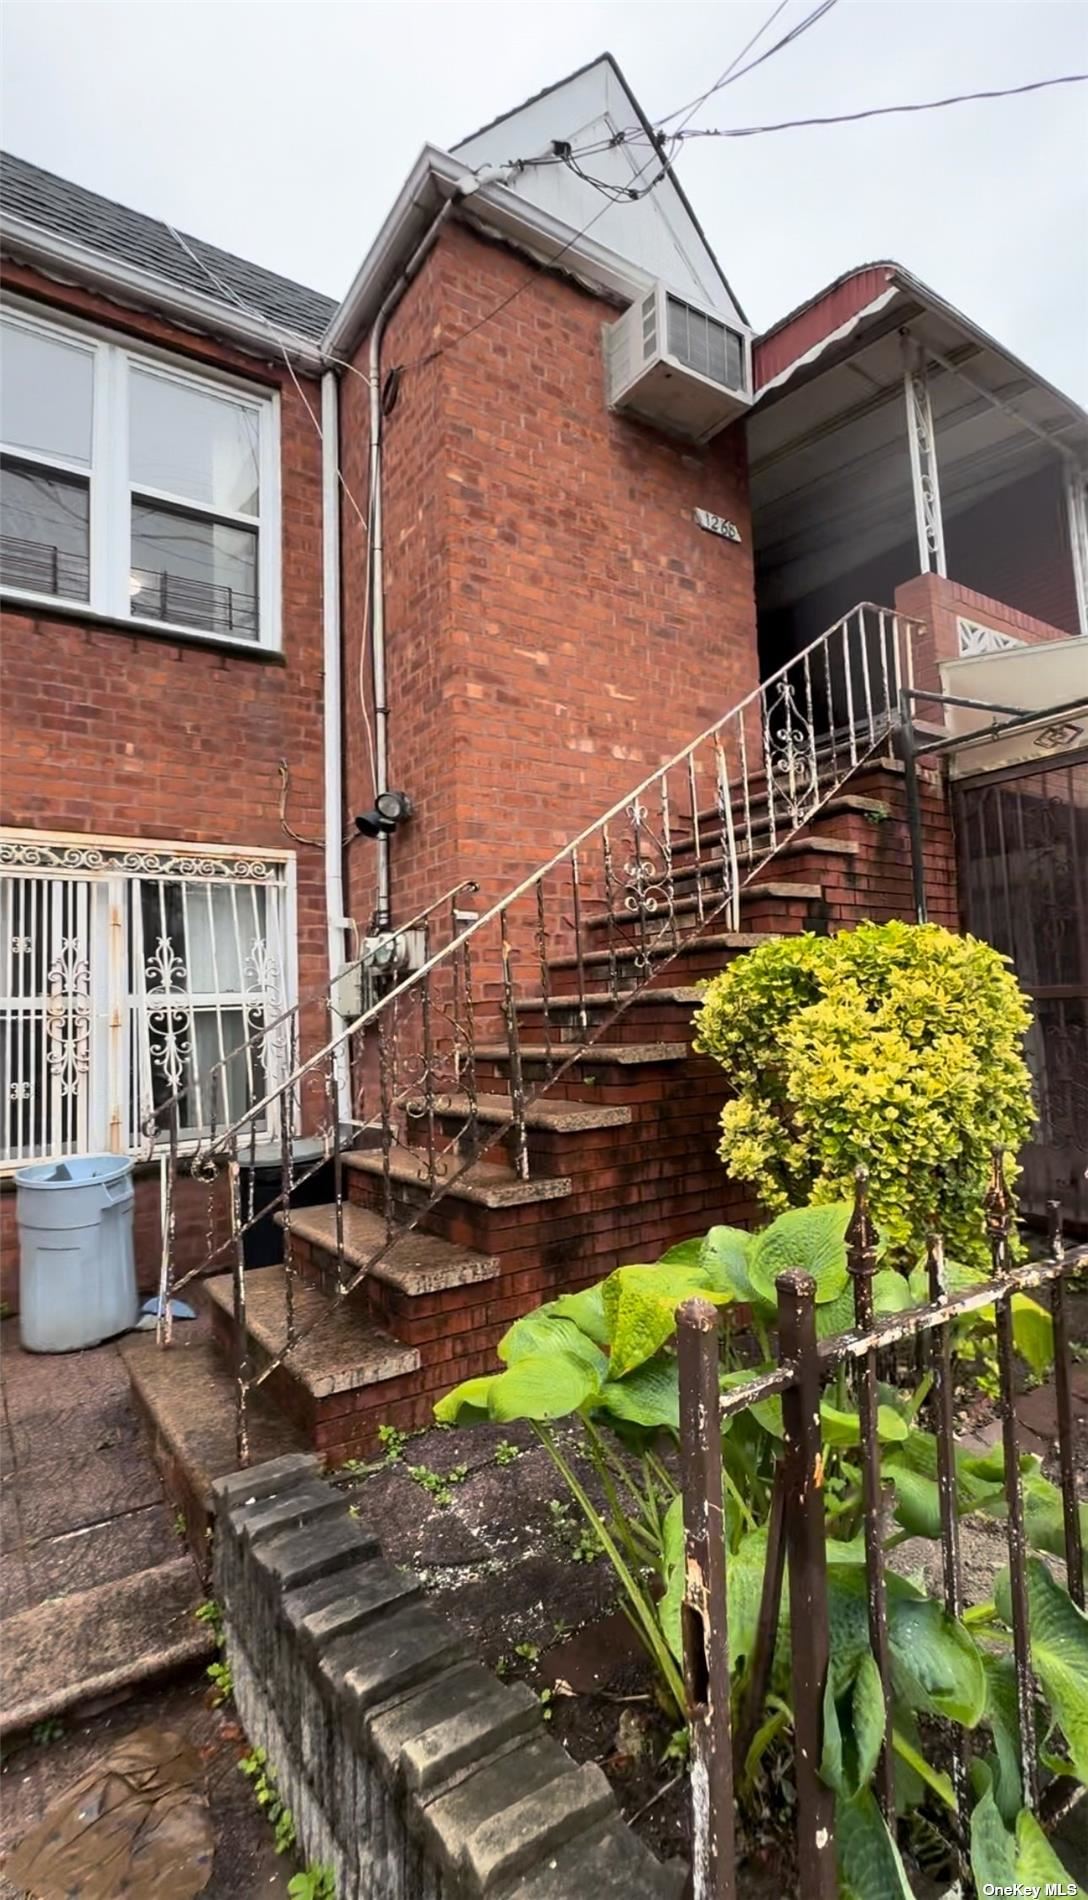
(355, 789), (413, 839)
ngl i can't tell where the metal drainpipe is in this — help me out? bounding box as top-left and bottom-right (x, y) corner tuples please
(367, 167), (512, 930)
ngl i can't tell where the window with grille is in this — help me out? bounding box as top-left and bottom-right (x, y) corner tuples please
(0, 303), (280, 649)
(0, 838), (292, 1165)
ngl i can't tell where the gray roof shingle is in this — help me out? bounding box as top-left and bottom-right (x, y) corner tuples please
(1, 150), (338, 342)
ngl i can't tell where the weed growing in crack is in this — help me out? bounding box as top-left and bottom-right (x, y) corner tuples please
(238, 1746), (296, 1855)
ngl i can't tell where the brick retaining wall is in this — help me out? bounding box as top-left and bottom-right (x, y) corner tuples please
(214, 1453), (683, 1900)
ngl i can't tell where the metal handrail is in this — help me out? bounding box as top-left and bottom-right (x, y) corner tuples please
(143, 876), (480, 1147)
(195, 604), (921, 1149)
(153, 601), (923, 1459)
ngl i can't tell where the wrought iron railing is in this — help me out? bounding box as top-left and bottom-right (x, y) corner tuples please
(675, 1159), (1086, 1900)
(150, 602), (922, 1457)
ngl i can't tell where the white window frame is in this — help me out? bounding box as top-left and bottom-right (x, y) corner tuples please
(0, 830), (297, 1169)
(0, 298), (282, 653)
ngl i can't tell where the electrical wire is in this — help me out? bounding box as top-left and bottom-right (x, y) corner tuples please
(165, 220), (372, 548)
(514, 69), (1088, 166)
(166, 220), (380, 802)
(674, 70), (1088, 138)
(666, 0), (833, 136)
(397, 141), (670, 376)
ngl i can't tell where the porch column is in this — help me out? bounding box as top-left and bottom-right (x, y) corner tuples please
(902, 338), (947, 577)
(1065, 466), (1088, 638)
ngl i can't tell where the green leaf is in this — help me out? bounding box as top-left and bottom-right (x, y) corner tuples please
(888, 1591), (986, 1727)
(872, 1270), (914, 1314)
(433, 1375), (496, 1425)
(836, 1789), (914, 1900)
(498, 1308), (608, 1375)
(601, 1263), (730, 1379)
(1010, 1293), (1054, 1377)
(748, 1201), (851, 1306)
(852, 1652), (886, 1794)
(821, 1402), (909, 1448)
(997, 1557), (1088, 1782)
(982, 1653), (1022, 1826)
(659, 1494), (685, 1664)
(655, 1238), (706, 1269)
(594, 1353), (680, 1433)
(1015, 1809), (1080, 1889)
(699, 1226), (758, 1303)
(970, 1781), (1017, 1896)
(485, 1351), (601, 1423)
(890, 1726), (955, 1811)
(825, 1568), (984, 1725)
(549, 1284), (612, 1348)
(821, 1672), (845, 1792)
(1018, 1471), (1088, 1584)
(884, 1465), (943, 1541)
(815, 1280), (857, 1341)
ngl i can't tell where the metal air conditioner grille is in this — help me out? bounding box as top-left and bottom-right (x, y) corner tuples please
(666, 295), (745, 391)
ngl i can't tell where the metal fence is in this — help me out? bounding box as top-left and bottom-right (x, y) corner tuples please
(675, 1155), (1086, 1900)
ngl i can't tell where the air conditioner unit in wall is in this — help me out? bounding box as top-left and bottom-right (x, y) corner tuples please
(603, 284), (753, 442)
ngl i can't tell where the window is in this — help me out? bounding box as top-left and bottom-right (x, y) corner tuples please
(0, 321), (94, 602)
(0, 837), (293, 1165)
(0, 305), (280, 648)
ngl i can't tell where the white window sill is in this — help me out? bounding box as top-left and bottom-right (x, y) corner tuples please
(1, 588), (284, 660)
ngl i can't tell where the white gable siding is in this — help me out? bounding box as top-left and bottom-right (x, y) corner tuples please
(453, 60), (743, 324)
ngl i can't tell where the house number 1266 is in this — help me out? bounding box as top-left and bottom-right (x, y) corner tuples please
(694, 508), (742, 543)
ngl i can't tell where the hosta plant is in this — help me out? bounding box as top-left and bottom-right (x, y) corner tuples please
(693, 922), (1035, 1275)
(435, 1202), (1085, 1894)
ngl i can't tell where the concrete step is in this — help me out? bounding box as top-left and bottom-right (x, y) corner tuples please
(204, 1264), (420, 1399)
(120, 1331), (306, 1545)
(515, 987), (700, 1017)
(585, 879), (824, 932)
(678, 789), (894, 842)
(431, 1092), (634, 1132)
(280, 1200), (501, 1298)
(0, 1554), (213, 1734)
(475, 1040), (689, 1069)
(343, 1149), (573, 1209)
(668, 837), (860, 883)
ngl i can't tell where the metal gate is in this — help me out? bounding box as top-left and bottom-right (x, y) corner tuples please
(953, 751), (1088, 1226)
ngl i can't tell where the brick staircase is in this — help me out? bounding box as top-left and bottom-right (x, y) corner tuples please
(123, 734), (951, 1542)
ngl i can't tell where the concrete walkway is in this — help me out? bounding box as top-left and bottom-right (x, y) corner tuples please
(0, 1320), (212, 1731)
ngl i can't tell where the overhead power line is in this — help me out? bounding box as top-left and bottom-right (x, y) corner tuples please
(539, 70), (1088, 164)
(398, 140), (669, 375)
(675, 70), (1088, 136)
(668, 0), (840, 134)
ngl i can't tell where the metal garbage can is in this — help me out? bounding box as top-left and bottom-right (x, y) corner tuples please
(15, 1155), (137, 1352)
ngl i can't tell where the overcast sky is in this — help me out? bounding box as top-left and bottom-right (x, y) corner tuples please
(3, 0), (1086, 402)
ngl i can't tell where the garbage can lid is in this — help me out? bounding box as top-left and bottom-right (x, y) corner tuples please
(15, 1154), (134, 1190)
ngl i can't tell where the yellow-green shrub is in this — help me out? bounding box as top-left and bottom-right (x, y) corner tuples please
(693, 921), (1035, 1271)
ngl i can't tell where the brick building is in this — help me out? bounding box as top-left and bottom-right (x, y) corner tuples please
(2, 58), (1086, 1460)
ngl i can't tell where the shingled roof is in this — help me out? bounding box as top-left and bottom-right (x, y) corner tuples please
(1, 150), (338, 342)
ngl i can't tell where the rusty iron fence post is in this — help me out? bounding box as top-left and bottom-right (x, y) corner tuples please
(677, 1298), (736, 1900)
(776, 1270), (837, 1900)
(845, 1169), (896, 1821)
(926, 1230), (970, 1836)
(1047, 1200), (1086, 1609)
(986, 1149), (1039, 1809)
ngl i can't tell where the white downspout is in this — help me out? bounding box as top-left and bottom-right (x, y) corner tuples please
(321, 369), (351, 1122)
(367, 167), (513, 930)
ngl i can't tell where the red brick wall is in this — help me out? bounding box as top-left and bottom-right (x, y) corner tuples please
(895, 571), (1076, 698)
(340, 222), (760, 932)
(1, 267), (331, 1304)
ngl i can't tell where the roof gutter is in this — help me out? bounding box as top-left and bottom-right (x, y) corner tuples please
(323, 143), (652, 359)
(0, 214), (327, 374)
